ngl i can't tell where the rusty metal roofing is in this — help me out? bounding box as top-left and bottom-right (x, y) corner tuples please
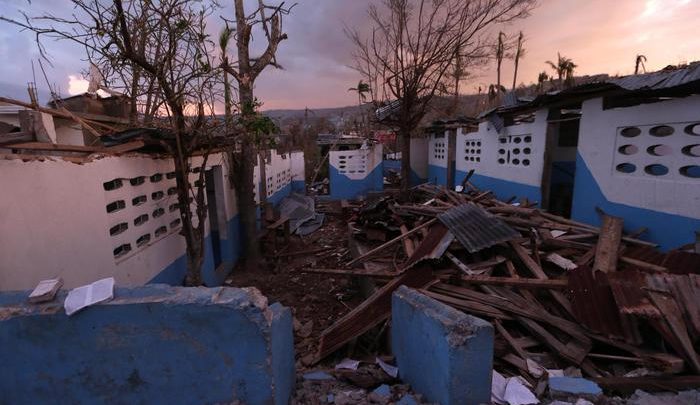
(403, 223), (454, 270)
(607, 271), (660, 318)
(663, 251), (700, 275)
(437, 204), (519, 253)
(568, 266), (635, 342)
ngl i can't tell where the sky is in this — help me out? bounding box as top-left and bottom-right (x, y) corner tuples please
(0, 0), (699, 110)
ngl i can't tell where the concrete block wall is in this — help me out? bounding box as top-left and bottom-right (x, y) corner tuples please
(255, 149), (305, 206)
(392, 286), (494, 405)
(428, 132), (450, 186)
(410, 137), (429, 185)
(0, 148), (305, 291)
(0, 285), (294, 405)
(329, 143), (383, 199)
(573, 95), (700, 249)
(0, 153), (220, 290)
(455, 111), (548, 204)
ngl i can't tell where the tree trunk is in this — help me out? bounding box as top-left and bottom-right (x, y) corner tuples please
(512, 55), (520, 90)
(235, 84), (261, 269)
(171, 114), (205, 286)
(399, 126), (411, 193)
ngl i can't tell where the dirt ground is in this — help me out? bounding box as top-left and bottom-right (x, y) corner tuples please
(225, 215), (365, 367)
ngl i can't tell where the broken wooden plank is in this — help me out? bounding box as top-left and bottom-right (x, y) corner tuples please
(647, 289), (700, 373)
(591, 375), (700, 393)
(316, 264), (435, 362)
(104, 140), (146, 154)
(298, 268), (396, 278)
(454, 275), (569, 289)
(593, 214), (624, 273)
(347, 218), (437, 266)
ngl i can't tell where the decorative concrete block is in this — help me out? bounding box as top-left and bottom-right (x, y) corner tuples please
(391, 286), (494, 405)
(0, 285), (294, 405)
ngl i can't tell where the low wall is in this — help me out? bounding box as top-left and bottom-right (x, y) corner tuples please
(392, 286), (494, 405)
(0, 285), (294, 405)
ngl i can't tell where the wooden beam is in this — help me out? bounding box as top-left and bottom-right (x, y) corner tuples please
(104, 140), (146, 154)
(347, 218), (437, 266)
(1, 142), (104, 153)
(0, 131), (33, 145)
(455, 275), (569, 289)
(593, 215), (624, 273)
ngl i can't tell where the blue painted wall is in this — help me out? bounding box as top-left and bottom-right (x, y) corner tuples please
(329, 163), (383, 200)
(392, 286), (494, 405)
(455, 169), (542, 204)
(571, 153), (700, 250)
(291, 180), (305, 193)
(0, 285), (295, 405)
(428, 164), (448, 187)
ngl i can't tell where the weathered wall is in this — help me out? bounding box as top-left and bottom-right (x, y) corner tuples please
(329, 143), (383, 200)
(410, 137), (429, 185)
(455, 111), (548, 204)
(0, 285), (295, 405)
(572, 95), (700, 249)
(428, 132), (450, 186)
(392, 286), (494, 405)
(0, 153), (233, 290)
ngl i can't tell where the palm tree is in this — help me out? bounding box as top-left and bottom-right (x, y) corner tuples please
(348, 80), (371, 106)
(495, 31), (507, 90)
(546, 52), (577, 88)
(635, 54), (647, 74)
(512, 31), (525, 90)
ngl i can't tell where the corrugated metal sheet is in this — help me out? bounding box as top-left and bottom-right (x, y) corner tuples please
(663, 251), (700, 275)
(610, 62), (700, 91)
(607, 271), (660, 318)
(568, 266), (632, 341)
(437, 204), (519, 253)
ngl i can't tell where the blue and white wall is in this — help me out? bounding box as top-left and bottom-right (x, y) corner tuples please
(290, 150), (306, 192)
(428, 132), (450, 186)
(0, 148), (306, 291)
(455, 110), (548, 204)
(572, 95), (700, 250)
(329, 143), (383, 199)
(410, 137), (429, 185)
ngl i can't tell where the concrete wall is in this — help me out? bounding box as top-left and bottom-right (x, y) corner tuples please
(0, 153), (235, 290)
(255, 149), (304, 206)
(0, 285), (294, 405)
(455, 111), (548, 204)
(428, 132), (450, 186)
(410, 137), (429, 185)
(392, 286), (494, 405)
(329, 143), (383, 199)
(572, 95), (700, 249)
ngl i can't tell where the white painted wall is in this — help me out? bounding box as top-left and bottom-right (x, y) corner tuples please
(410, 137), (428, 177)
(0, 152), (240, 291)
(579, 95), (700, 218)
(428, 132), (449, 169)
(329, 143), (383, 180)
(290, 150), (305, 183)
(456, 110), (548, 188)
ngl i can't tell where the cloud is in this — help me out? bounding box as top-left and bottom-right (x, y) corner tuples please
(67, 75), (88, 95)
(0, 0), (699, 110)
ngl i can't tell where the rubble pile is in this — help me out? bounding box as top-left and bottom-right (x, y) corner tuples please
(305, 183), (700, 397)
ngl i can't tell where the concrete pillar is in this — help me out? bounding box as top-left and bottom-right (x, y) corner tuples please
(392, 286), (494, 405)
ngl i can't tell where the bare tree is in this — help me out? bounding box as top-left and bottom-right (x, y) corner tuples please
(221, 0), (293, 268)
(635, 54), (647, 75)
(348, 0), (536, 192)
(4, 0), (225, 285)
(512, 31), (525, 90)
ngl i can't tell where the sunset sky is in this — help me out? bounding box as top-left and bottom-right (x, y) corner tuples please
(0, 0), (699, 110)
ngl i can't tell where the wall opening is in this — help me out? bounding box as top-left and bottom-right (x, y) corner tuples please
(542, 106), (580, 217)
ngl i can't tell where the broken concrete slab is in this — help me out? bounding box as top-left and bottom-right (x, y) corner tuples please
(392, 286), (494, 405)
(0, 284), (294, 405)
(549, 377), (602, 400)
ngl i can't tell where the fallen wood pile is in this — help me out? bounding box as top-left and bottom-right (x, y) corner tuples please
(309, 183), (700, 392)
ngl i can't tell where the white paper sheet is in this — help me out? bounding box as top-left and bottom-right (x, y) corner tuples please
(375, 357), (398, 378)
(492, 371), (539, 405)
(64, 277), (115, 316)
(335, 358), (361, 370)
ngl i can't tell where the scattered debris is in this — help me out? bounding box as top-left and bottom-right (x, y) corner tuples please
(28, 278), (63, 303)
(64, 277), (114, 316)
